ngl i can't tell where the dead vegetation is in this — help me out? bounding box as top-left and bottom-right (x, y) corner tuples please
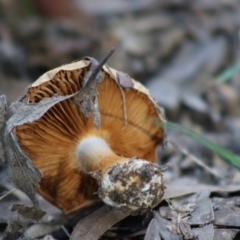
(1, 1), (240, 239)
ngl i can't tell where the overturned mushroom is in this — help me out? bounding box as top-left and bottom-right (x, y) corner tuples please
(14, 55), (166, 214)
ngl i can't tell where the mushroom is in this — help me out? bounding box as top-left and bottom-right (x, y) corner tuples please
(15, 55), (166, 214)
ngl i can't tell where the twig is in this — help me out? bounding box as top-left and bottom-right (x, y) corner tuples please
(0, 188), (17, 201)
(169, 140), (222, 179)
(61, 225), (71, 238)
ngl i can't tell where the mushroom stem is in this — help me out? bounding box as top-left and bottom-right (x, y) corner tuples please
(76, 136), (127, 173)
(76, 136), (165, 213)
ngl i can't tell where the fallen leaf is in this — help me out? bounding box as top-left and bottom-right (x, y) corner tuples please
(70, 205), (130, 240)
(213, 229), (239, 240)
(11, 203), (46, 221)
(192, 224), (214, 240)
(144, 212), (182, 240)
(24, 223), (60, 239)
(212, 197), (240, 227)
(163, 178), (240, 200)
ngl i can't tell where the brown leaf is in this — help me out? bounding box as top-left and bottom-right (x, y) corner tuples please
(11, 203), (46, 221)
(70, 205), (130, 240)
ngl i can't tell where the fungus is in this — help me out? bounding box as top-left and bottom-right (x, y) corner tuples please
(14, 54), (166, 214)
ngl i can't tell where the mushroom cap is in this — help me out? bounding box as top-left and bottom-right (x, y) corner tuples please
(15, 58), (166, 213)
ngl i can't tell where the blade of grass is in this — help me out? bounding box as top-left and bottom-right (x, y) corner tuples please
(216, 61), (240, 83)
(154, 120), (240, 169)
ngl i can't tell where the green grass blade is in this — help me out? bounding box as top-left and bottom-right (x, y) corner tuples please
(156, 120), (240, 168)
(216, 61), (240, 83)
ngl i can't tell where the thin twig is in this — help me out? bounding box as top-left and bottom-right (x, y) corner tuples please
(0, 188), (17, 201)
(85, 48), (115, 87)
(61, 225), (71, 238)
(169, 140), (222, 179)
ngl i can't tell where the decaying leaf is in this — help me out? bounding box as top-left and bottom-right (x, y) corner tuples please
(144, 212), (182, 240)
(212, 197), (240, 227)
(163, 178), (240, 200)
(11, 203), (46, 221)
(145, 188), (240, 240)
(192, 224), (214, 240)
(0, 95), (7, 162)
(158, 191), (214, 239)
(3, 220), (22, 240)
(144, 218), (162, 240)
(165, 199), (195, 239)
(70, 205), (130, 240)
(3, 204), (46, 240)
(0, 95), (7, 130)
(24, 223), (61, 239)
(213, 229), (239, 240)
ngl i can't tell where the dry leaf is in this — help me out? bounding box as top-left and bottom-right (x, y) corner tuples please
(213, 229), (239, 240)
(213, 197), (240, 227)
(144, 212), (182, 240)
(70, 205), (130, 240)
(192, 224), (214, 240)
(11, 203), (46, 221)
(24, 223), (60, 239)
(163, 178), (240, 200)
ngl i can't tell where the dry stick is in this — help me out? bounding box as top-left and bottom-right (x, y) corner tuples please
(169, 140), (222, 179)
(61, 225), (71, 238)
(0, 188), (17, 201)
(84, 48), (115, 88)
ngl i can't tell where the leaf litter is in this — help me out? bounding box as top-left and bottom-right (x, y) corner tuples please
(1, 1), (240, 239)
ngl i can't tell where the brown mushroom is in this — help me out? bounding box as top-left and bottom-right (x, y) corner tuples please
(15, 56), (166, 214)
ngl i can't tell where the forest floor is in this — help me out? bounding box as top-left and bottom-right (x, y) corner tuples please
(1, 1), (240, 239)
